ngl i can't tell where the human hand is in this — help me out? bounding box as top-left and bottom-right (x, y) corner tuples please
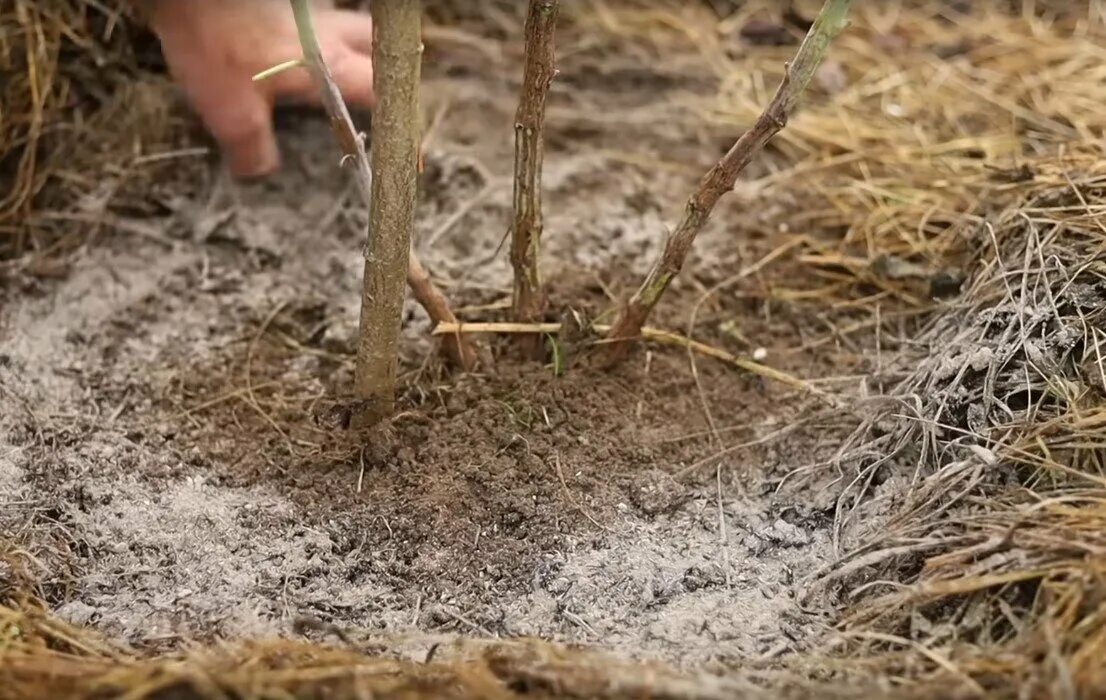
(148, 0), (375, 177)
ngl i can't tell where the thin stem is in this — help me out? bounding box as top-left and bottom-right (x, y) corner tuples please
(430, 321), (824, 396)
(287, 0), (476, 426)
(252, 58), (306, 82)
(407, 255), (478, 370)
(289, 0), (374, 249)
(351, 0), (421, 426)
(509, 0), (559, 356)
(601, 0), (852, 365)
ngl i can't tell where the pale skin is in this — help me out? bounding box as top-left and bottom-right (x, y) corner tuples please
(147, 0), (376, 178)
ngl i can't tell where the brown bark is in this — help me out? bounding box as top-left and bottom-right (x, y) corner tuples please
(287, 0), (475, 429)
(509, 0), (559, 356)
(352, 0), (422, 427)
(600, 0), (852, 366)
(407, 254), (478, 371)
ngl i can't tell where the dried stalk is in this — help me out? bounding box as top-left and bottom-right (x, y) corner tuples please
(288, 0), (373, 240)
(601, 0), (852, 364)
(407, 254), (477, 370)
(509, 0), (559, 355)
(431, 321), (822, 396)
(287, 0), (475, 426)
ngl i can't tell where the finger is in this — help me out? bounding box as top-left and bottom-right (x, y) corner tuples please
(268, 49), (375, 110)
(330, 51), (376, 110)
(263, 63), (318, 106)
(329, 9), (375, 57)
(192, 84), (280, 178)
(223, 119), (281, 178)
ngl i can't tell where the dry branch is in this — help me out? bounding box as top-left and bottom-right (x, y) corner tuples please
(285, 0), (476, 425)
(287, 0), (373, 236)
(600, 0), (852, 364)
(407, 254), (478, 370)
(509, 0), (560, 355)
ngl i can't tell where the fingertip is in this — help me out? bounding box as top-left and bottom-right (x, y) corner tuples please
(227, 133), (281, 179)
(221, 119), (280, 178)
(198, 90), (282, 178)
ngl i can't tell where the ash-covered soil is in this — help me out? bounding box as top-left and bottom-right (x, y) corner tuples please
(1, 31), (881, 667)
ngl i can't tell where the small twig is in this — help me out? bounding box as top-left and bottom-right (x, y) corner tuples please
(686, 238), (804, 446)
(435, 322), (565, 334)
(245, 301), (295, 449)
(174, 381), (282, 419)
(432, 321), (822, 395)
(292, 615), (356, 646)
(423, 181), (497, 249)
(357, 446), (367, 494)
(716, 463), (732, 587)
(252, 58), (306, 82)
(407, 254), (478, 370)
(438, 607), (494, 637)
(287, 0), (374, 246)
(509, 0), (560, 357)
(600, 0), (852, 364)
(554, 453), (610, 532)
(677, 419), (810, 477)
(108, 392), (130, 423)
(805, 539), (960, 593)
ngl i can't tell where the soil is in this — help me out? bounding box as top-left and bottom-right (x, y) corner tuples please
(0, 33), (885, 668)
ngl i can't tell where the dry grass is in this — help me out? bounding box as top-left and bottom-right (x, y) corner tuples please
(817, 155), (1106, 697)
(0, 0), (184, 262)
(568, 0), (1105, 308)
(0, 590), (848, 700)
(622, 2), (1106, 695)
(0, 586), (1038, 700)
(3, 0), (1106, 698)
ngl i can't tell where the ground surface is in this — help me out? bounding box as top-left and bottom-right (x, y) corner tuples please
(13, 6), (1106, 697)
(0, 12), (885, 668)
